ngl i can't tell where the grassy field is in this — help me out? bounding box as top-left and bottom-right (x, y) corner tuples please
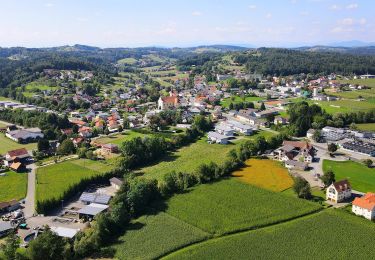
(36, 159), (114, 203)
(329, 89), (375, 100)
(232, 159), (293, 192)
(165, 209), (375, 259)
(0, 170), (27, 203)
(139, 131), (276, 180)
(356, 123), (375, 132)
(114, 211), (210, 260)
(221, 95), (264, 108)
(117, 57), (138, 65)
(309, 99), (375, 114)
(338, 78), (375, 88)
(0, 134), (37, 155)
(159, 179), (321, 235)
(323, 160), (375, 192)
(94, 131), (148, 145)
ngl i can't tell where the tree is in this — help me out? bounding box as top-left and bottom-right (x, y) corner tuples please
(327, 143), (338, 154)
(37, 138), (50, 152)
(312, 129), (322, 142)
(260, 102), (266, 111)
(57, 139), (75, 155)
(363, 159), (373, 168)
(321, 169), (335, 187)
(27, 229), (67, 260)
(0, 233), (20, 260)
(293, 176), (311, 199)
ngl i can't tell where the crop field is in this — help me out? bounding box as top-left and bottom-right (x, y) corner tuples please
(114, 211), (210, 260)
(323, 160), (375, 192)
(232, 159), (293, 192)
(164, 209), (375, 259)
(0, 170), (27, 202)
(221, 95), (264, 108)
(139, 131), (276, 180)
(159, 179), (321, 235)
(0, 134), (37, 154)
(356, 123), (375, 132)
(36, 159), (114, 203)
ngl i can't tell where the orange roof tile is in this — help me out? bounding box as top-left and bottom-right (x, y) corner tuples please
(353, 193), (375, 211)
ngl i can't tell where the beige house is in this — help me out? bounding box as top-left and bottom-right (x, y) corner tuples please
(326, 180), (352, 203)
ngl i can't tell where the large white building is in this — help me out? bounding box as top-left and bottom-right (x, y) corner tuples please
(352, 193), (375, 220)
(326, 180), (352, 203)
(5, 128), (44, 143)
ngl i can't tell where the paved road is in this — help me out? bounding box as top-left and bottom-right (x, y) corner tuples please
(24, 164), (36, 218)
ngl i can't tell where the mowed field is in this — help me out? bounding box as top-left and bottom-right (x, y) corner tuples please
(114, 178), (321, 259)
(221, 95), (264, 108)
(36, 159), (114, 203)
(0, 134), (37, 155)
(164, 210), (375, 259)
(232, 159), (293, 192)
(0, 170), (27, 202)
(309, 99), (375, 114)
(323, 160), (375, 192)
(356, 123), (375, 132)
(139, 131), (276, 180)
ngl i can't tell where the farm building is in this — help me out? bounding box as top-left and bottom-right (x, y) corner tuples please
(110, 177), (123, 190)
(5, 128), (44, 143)
(0, 200), (21, 213)
(352, 193), (375, 220)
(78, 203), (109, 220)
(0, 222), (14, 238)
(326, 180), (352, 203)
(79, 192), (111, 205)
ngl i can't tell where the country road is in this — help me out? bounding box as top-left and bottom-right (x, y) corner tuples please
(24, 163), (36, 218)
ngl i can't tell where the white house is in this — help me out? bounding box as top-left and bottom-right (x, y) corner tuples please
(215, 124), (235, 137)
(326, 180), (352, 203)
(207, 131), (229, 144)
(352, 193), (375, 220)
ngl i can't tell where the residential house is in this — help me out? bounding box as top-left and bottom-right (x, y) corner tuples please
(352, 193), (375, 220)
(326, 180), (352, 203)
(207, 131), (229, 144)
(215, 124), (235, 137)
(273, 141), (314, 163)
(4, 148), (30, 167)
(274, 116), (287, 125)
(158, 94), (179, 110)
(102, 143), (119, 154)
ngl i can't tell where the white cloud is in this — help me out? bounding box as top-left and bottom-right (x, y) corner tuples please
(359, 18), (367, 25)
(44, 3), (54, 7)
(156, 22), (177, 35)
(339, 18), (354, 25)
(248, 5), (257, 10)
(300, 11), (309, 16)
(265, 13), (272, 19)
(191, 11), (202, 16)
(346, 3), (358, 9)
(330, 4), (341, 10)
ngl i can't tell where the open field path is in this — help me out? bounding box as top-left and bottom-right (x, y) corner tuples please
(24, 164), (36, 218)
(159, 207), (326, 259)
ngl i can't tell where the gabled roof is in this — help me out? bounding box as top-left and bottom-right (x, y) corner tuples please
(353, 193), (375, 211)
(7, 148), (29, 158)
(332, 179), (351, 192)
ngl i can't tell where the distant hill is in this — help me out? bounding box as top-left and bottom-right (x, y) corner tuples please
(295, 46), (375, 56)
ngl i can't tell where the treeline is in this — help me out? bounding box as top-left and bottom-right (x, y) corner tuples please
(287, 101), (375, 136)
(232, 48), (375, 76)
(0, 109), (70, 140)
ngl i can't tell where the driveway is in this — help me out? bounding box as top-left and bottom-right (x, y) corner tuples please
(24, 164), (36, 218)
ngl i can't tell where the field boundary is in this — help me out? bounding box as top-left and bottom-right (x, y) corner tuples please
(159, 207), (326, 259)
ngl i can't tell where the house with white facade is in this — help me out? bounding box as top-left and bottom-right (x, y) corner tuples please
(326, 180), (352, 203)
(352, 193), (375, 220)
(207, 131), (229, 144)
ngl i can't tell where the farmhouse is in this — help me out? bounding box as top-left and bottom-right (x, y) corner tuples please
(273, 141), (314, 163)
(4, 148), (30, 167)
(326, 180), (352, 203)
(352, 193), (375, 220)
(5, 128), (44, 143)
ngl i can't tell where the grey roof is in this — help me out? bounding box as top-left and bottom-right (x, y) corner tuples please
(0, 221), (13, 232)
(78, 203), (109, 216)
(109, 177), (123, 186)
(79, 192), (111, 205)
(207, 131), (228, 140)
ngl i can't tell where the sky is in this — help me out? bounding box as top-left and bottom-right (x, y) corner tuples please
(0, 0), (374, 48)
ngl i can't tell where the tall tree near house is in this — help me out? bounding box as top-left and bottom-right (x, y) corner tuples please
(293, 176), (311, 199)
(327, 143), (338, 154)
(321, 169), (335, 187)
(260, 102), (266, 111)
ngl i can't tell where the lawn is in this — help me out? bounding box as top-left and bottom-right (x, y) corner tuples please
(94, 131), (148, 146)
(232, 159), (293, 192)
(114, 210), (210, 260)
(139, 131), (276, 181)
(309, 99), (375, 114)
(159, 178), (321, 235)
(0, 170), (27, 203)
(338, 78), (375, 88)
(164, 210), (375, 259)
(356, 123), (375, 132)
(329, 89), (375, 100)
(221, 95), (264, 108)
(36, 159), (114, 203)
(323, 160), (375, 192)
(0, 134), (37, 155)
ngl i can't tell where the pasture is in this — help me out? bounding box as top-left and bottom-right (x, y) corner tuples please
(164, 210), (375, 259)
(0, 134), (37, 154)
(232, 159), (293, 192)
(0, 170), (27, 203)
(36, 159), (114, 203)
(323, 160), (375, 192)
(139, 131), (276, 180)
(338, 78), (375, 88)
(221, 95), (264, 108)
(309, 99), (375, 114)
(356, 123), (375, 132)
(160, 179), (321, 235)
(114, 211), (210, 260)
